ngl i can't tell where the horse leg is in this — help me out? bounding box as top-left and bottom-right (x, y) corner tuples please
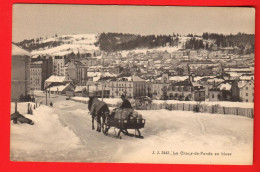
(92, 115), (95, 130)
(101, 115), (105, 132)
(97, 116), (101, 132)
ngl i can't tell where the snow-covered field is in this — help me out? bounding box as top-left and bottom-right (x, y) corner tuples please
(10, 98), (253, 164)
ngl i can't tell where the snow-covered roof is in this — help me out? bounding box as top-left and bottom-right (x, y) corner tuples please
(117, 75), (145, 82)
(88, 85), (110, 92)
(218, 83), (231, 91)
(45, 75), (72, 83)
(88, 72), (101, 77)
(169, 76), (189, 82)
(93, 77), (101, 82)
(228, 72), (241, 77)
(207, 78), (225, 83)
(49, 83), (71, 92)
(12, 44), (31, 56)
(74, 86), (88, 93)
(132, 75), (145, 82)
(238, 80), (254, 89)
(240, 75), (254, 81)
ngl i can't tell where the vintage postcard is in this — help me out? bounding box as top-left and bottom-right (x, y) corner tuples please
(10, 4), (255, 164)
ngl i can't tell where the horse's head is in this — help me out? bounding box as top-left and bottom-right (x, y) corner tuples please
(88, 96), (95, 110)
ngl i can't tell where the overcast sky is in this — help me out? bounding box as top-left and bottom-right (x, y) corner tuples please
(12, 4), (255, 42)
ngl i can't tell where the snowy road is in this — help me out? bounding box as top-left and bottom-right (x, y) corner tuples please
(10, 96), (253, 164)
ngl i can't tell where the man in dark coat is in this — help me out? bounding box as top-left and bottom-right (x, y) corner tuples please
(120, 95), (133, 109)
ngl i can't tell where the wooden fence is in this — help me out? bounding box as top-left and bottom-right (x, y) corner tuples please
(70, 98), (254, 118)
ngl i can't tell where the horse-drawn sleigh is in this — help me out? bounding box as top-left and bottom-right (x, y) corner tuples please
(88, 97), (145, 139)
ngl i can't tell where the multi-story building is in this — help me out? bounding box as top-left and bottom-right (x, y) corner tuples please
(238, 80), (254, 102)
(30, 58), (53, 90)
(167, 80), (193, 100)
(52, 56), (66, 76)
(109, 75), (146, 98)
(11, 44), (31, 101)
(67, 61), (88, 85)
(30, 62), (42, 90)
(151, 73), (169, 99)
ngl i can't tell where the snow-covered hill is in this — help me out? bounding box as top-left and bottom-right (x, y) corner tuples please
(31, 34), (99, 57)
(30, 34), (199, 58)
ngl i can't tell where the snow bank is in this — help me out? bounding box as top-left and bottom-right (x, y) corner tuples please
(10, 104), (81, 161)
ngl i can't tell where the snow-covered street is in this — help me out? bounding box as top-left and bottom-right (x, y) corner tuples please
(10, 96), (253, 164)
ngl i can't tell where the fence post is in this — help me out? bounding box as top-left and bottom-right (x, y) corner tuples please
(15, 101), (17, 113)
(223, 107), (225, 115)
(183, 103), (185, 111)
(27, 103), (30, 114)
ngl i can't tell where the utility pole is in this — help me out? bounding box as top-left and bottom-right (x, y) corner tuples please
(45, 89), (48, 105)
(101, 84), (104, 101)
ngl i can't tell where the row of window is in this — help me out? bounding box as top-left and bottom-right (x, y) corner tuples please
(245, 93), (254, 96)
(112, 88), (132, 92)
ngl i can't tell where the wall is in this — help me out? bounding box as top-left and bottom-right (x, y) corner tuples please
(11, 55), (30, 101)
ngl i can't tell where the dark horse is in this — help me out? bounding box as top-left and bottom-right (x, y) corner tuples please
(88, 97), (110, 132)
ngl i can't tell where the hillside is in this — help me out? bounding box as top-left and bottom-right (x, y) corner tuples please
(15, 32), (255, 58)
(16, 34), (99, 57)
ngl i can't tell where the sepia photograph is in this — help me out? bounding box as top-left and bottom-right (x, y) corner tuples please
(10, 4), (255, 164)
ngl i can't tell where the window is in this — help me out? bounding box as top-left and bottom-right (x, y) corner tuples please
(246, 99), (248, 102)
(212, 94), (214, 98)
(246, 93), (248, 96)
(246, 87), (248, 90)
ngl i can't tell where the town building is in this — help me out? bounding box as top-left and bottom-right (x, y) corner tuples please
(11, 44), (31, 101)
(30, 58), (53, 90)
(109, 75), (146, 98)
(52, 56), (67, 76)
(47, 83), (74, 95)
(67, 61), (88, 85)
(238, 80), (254, 102)
(44, 75), (72, 89)
(151, 73), (169, 99)
(167, 80), (193, 100)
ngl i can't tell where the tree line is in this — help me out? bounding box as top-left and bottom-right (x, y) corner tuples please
(95, 32), (179, 52)
(202, 32), (255, 53)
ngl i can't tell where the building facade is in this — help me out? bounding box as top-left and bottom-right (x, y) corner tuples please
(239, 80), (254, 102)
(30, 58), (53, 90)
(53, 56), (66, 76)
(11, 44), (31, 101)
(109, 76), (146, 98)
